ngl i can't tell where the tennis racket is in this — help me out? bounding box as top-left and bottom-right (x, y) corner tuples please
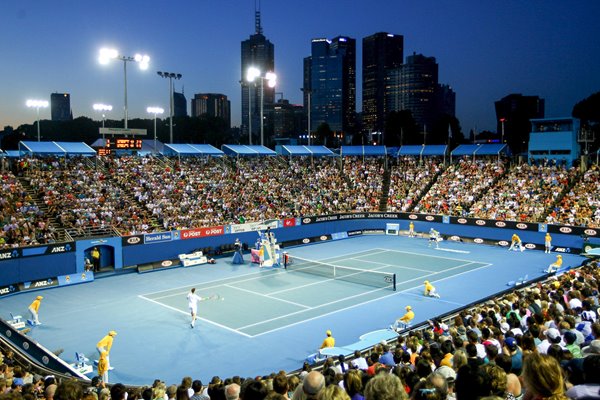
(202, 294), (224, 301)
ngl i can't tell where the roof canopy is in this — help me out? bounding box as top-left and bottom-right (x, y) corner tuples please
(398, 145), (447, 156)
(451, 143), (509, 157)
(340, 146), (386, 156)
(221, 145), (276, 156)
(280, 145), (335, 156)
(163, 143), (224, 156)
(19, 141), (96, 156)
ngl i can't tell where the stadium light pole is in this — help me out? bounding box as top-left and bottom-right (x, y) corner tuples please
(247, 67), (276, 146)
(146, 106), (164, 153)
(500, 118), (506, 144)
(301, 88), (312, 146)
(93, 104), (113, 138)
(157, 71), (182, 144)
(26, 99), (49, 141)
(99, 48), (150, 129)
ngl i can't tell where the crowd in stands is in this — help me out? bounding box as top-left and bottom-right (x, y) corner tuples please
(1, 154), (600, 248)
(468, 164), (578, 222)
(387, 157), (442, 212)
(1, 260), (598, 400)
(548, 166), (600, 228)
(0, 170), (57, 249)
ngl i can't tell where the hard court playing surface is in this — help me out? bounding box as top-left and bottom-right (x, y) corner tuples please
(1, 235), (585, 385)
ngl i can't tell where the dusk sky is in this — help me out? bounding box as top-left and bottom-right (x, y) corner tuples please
(1, 0), (599, 134)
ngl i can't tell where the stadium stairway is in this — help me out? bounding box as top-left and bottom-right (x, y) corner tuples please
(17, 176), (67, 242)
(542, 166), (584, 222)
(406, 162), (447, 212)
(378, 168), (391, 211)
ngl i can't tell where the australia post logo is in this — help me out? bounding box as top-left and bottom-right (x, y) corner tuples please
(181, 226), (224, 239)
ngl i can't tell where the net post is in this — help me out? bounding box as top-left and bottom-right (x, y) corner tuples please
(283, 252), (289, 269)
(393, 273), (397, 291)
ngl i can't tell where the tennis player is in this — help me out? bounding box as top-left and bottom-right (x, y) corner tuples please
(187, 288), (203, 328)
(508, 233), (524, 252)
(545, 255), (562, 273)
(428, 228), (440, 248)
(545, 233), (552, 253)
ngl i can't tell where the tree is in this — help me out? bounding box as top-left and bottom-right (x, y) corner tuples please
(383, 110), (418, 146)
(316, 123), (333, 146)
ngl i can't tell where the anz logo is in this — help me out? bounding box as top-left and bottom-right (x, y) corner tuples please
(384, 276), (394, 283)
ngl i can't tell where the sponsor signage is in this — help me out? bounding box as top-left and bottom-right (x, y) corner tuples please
(58, 272), (93, 286)
(449, 217), (537, 231)
(347, 230), (363, 237)
(122, 235), (144, 246)
(0, 249), (20, 261)
(230, 220), (279, 234)
(19, 278), (59, 292)
(545, 224), (598, 237)
(99, 127), (147, 136)
(283, 218), (297, 227)
(45, 243), (75, 254)
(362, 229), (386, 235)
(0, 284), (19, 297)
(144, 232), (173, 244)
(180, 226), (224, 240)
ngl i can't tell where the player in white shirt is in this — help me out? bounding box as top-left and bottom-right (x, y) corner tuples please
(187, 288), (203, 328)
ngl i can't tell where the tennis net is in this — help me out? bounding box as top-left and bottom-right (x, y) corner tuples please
(284, 255), (396, 291)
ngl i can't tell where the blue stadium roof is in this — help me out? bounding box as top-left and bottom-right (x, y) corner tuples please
(19, 141), (96, 155)
(451, 143), (509, 157)
(397, 145), (447, 156)
(221, 145), (277, 156)
(340, 146), (386, 156)
(280, 145), (335, 156)
(163, 143), (224, 156)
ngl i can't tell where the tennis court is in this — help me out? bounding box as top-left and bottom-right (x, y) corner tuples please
(140, 247), (490, 337)
(1, 235), (585, 384)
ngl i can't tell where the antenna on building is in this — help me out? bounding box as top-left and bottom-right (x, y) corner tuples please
(255, 0), (263, 35)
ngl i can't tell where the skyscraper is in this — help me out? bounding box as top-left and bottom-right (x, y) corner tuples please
(304, 36), (356, 138)
(50, 93), (72, 121)
(362, 32), (404, 135)
(386, 53), (455, 139)
(173, 91), (187, 117)
(192, 93), (231, 128)
(241, 4), (274, 144)
(495, 93), (545, 153)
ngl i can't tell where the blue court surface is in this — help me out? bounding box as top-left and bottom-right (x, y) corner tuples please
(1, 235), (584, 385)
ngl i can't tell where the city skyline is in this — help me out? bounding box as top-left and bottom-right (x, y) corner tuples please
(1, 1), (599, 135)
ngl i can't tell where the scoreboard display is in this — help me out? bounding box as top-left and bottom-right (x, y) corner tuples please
(105, 138), (143, 150)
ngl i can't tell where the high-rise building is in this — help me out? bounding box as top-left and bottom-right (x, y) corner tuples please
(50, 93), (72, 121)
(386, 53), (455, 136)
(173, 91), (187, 117)
(192, 93), (231, 128)
(362, 32), (404, 135)
(304, 36), (356, 137)
(269, 99), (302, 139)
(495, 93), (545, 153)
(241, 5), (275, 144)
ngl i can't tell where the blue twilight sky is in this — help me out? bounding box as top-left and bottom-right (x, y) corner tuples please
(1, 0), (599, 133)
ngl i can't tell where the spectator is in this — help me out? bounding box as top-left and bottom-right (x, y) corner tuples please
(521, 353), (569, 400)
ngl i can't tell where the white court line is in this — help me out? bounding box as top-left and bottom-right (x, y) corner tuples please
(249, 260), (496, 337)
(241, 260), (482, 334)
(145, 269), (284, 300)
(223, 284), (310, 309)
(373, 247), (483, 263)
(137, 295), (252, 338)
(237, 285), (390, 330)
(354, 258), (434, 273)
(140, 269), (268, 296)
(403, 291), (466, 306)
(435, 247), (471, 254)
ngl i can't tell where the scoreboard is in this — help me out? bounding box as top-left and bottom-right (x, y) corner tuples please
(105, 138), (143, 150)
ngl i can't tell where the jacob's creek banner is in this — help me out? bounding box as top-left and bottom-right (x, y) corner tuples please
(227, 219), (279, 234)
(300, 212), (444, 224)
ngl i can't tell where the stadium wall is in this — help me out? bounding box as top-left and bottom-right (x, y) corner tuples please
(1, 213), (598, 290)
